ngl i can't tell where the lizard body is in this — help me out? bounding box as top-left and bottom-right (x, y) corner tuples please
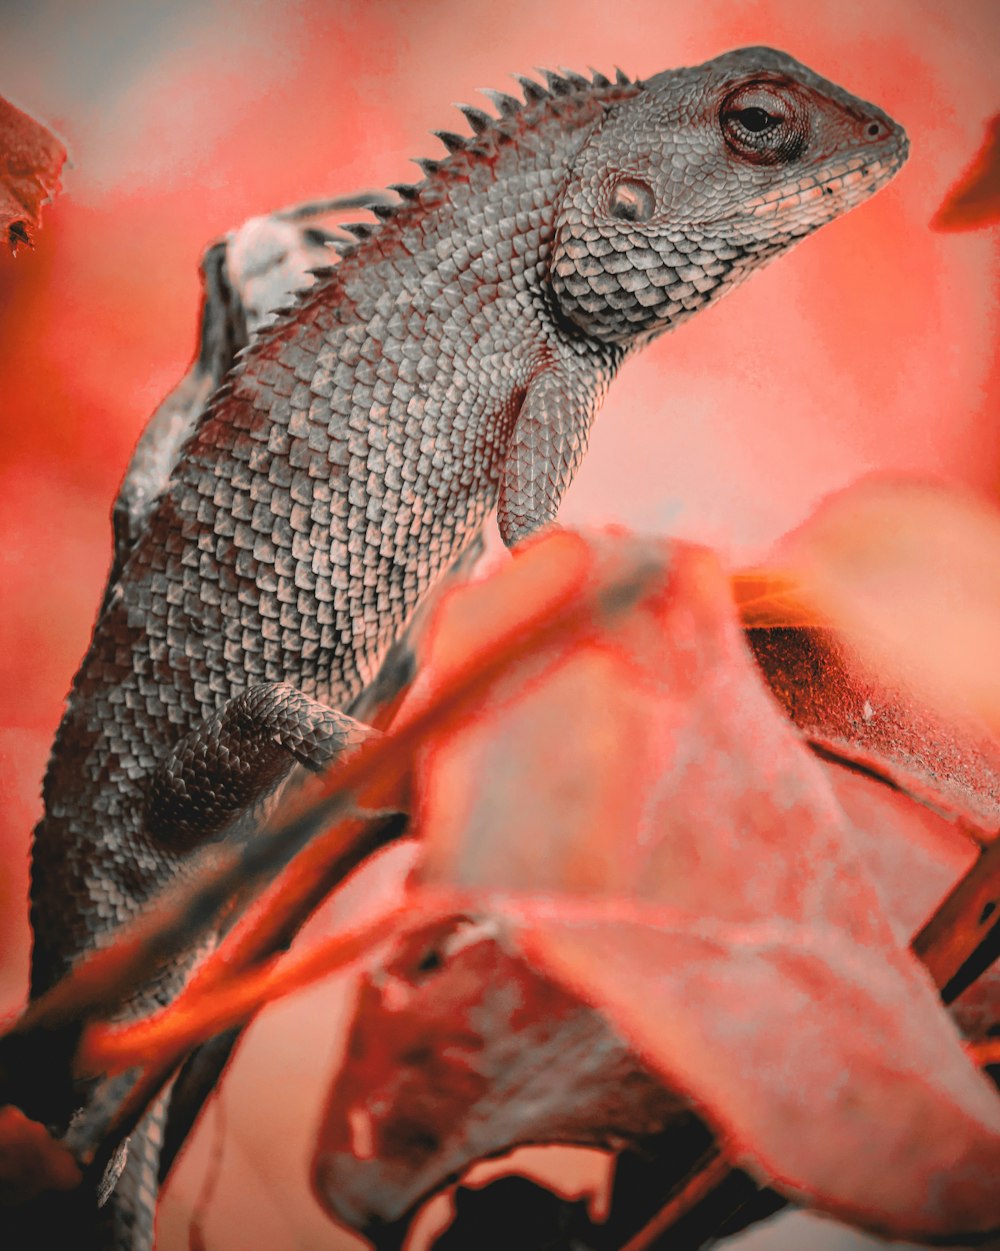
(17, 47), (906, 1249)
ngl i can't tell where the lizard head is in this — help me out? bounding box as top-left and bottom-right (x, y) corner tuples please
(549, 46), (909, 347)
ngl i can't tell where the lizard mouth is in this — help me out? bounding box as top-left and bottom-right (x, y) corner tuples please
(717, 128), (910, 236)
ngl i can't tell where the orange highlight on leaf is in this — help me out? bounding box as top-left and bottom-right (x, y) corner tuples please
(730, 568), (828, 628)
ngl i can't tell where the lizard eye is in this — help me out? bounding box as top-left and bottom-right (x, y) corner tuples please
(721, 82), (806, 165)
(731, 106), (777, 133)
(609, 176), (656, 223)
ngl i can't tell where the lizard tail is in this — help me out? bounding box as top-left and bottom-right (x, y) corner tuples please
(101, 1101), (165, 1251)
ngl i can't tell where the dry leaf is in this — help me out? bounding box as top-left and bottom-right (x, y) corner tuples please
(311, 915), (680, 1235)
(0, 95), (66, 254)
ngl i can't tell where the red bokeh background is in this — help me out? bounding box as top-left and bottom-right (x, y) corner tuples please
(1, 1), (997, 1247)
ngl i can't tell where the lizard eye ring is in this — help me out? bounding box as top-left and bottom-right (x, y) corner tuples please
(721, 81), (806, 165)
(609, 176), (656, 223)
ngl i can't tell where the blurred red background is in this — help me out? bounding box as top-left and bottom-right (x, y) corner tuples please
(1, 1), (997, 1247)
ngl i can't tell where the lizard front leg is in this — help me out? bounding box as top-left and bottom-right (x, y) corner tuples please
(497, 360), (619, 548)
(144, 681), (381, 850)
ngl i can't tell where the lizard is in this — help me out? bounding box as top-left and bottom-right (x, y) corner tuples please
(6, 46), (908, 1250)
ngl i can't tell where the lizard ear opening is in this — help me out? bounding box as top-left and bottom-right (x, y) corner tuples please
(608, 176), (656, 223)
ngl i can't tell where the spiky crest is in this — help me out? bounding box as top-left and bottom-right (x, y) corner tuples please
(480, 88), (522, 117)
(514, 74), (550, 104)
(560, 68), (592, 90)
(190, 59), (641, 442)
(345, 66), (635, 257)
(541, 69), (573, 96)
(412, 156), (442, 179)
(458, 104), (492, 134)
(227, 66), (637, 303)
(433, 130), (469, 154)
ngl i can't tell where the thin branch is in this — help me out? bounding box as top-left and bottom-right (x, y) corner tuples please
(912, 836), (1000, 1003)
(617, 1153), (732, 1251)
(79, 901), (412, 1075)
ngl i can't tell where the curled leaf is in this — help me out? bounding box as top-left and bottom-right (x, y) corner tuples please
(311, 916), (680, 1235)
(411, 531), (1000, 1239)
(0, 94), (66, 254)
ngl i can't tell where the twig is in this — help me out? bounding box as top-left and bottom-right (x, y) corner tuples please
(617, 1153), (732, 1251)
(912, 836), (1000, 1003)
(79, 901), (412, 1074)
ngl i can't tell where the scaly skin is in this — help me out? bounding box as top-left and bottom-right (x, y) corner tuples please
(19, 48), (907, 1249)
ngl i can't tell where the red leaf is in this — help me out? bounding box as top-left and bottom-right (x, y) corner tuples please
(311, 915), (679, 1233)
(747, 623), (1000, 836)
(932, 115), (1000, 231)
(0, 95), (66, 254)
(411, 531), (1000, 1239)
(771, 476), (1000, 736)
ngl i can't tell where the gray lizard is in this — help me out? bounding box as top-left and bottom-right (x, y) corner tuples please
(10, 46), (907, 1250)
